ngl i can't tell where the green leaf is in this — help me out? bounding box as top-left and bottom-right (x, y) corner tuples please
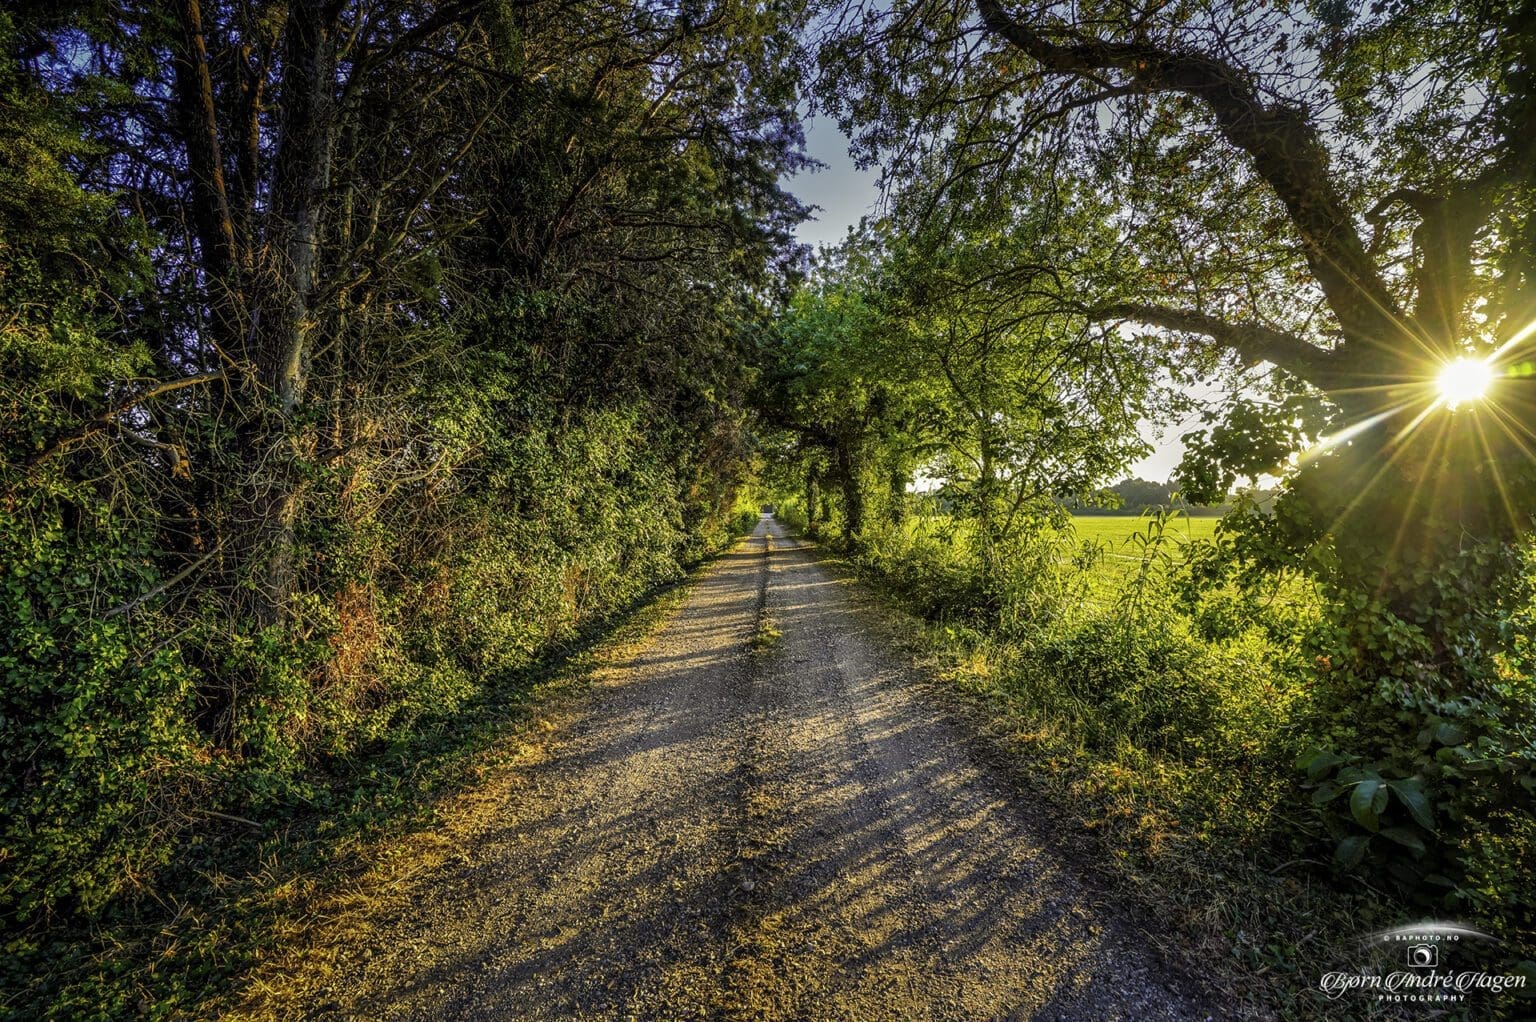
(1433, 722), (1468, 746)
(1511, 961), (1536, 999)
(1387, 778), (1437, 832)
(1298, 749), (1344, 781)
(1350, 779), (1383, 831)
(1435, 745), (1473, 764)
(1380, 827), (1426, 855)
(1335, 834), (1370, 868)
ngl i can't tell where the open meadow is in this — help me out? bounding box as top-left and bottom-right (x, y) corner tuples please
(1069, 514), (1220, 548)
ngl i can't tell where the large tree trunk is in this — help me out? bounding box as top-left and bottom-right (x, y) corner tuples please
(244, 0), (339, 625)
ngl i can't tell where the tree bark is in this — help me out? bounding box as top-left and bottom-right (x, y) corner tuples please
(245, 0), (340, 625)
(172, 0), (242, 353)
(265, 0), (336, 415)
(836, 442), (864, 547)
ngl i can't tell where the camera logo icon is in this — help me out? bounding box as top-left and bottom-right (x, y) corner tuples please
(1406, 943), (1439, 968)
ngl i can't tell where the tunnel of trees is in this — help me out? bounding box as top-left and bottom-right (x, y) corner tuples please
(4, 0), (1536, 1012)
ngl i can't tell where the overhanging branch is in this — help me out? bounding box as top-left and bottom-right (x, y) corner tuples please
(974, 0), (1404, 351)
(23, 370), (229, 471)
(1091, 302), (1336, 387)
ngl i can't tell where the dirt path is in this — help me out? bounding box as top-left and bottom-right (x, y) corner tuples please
(289, 518), (1219, 1021)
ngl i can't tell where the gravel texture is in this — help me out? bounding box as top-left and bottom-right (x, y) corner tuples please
(280, 517), (1222, 1021)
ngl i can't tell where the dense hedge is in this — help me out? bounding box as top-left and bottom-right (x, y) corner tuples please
(1, 0), (796, 937)
(1, 395), (756, 925)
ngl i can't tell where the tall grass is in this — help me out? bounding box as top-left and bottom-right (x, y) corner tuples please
(853, 511), (1316, 839)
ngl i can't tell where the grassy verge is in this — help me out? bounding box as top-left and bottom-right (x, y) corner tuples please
(2, 563), (709, 1021)
(781, 521), (1510, 1022)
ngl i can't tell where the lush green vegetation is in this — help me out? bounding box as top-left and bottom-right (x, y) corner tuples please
(2, 1), (787, 1012)
(776, 492), (1534, 1010)
(6, 0), (1536, 1016)
(759, 0), (1536, 1005)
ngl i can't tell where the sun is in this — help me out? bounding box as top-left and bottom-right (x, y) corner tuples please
(1436, 357), (1493, 409)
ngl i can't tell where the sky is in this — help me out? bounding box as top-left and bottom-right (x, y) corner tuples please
(786, 116), (1192, 485)
(792, 115), (882, 252)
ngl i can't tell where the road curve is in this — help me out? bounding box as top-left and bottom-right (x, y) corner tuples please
(290, 517), (1218, 1021)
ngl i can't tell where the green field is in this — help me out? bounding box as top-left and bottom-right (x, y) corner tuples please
(1063, 515), (1222, 590)
(1068, 514), (1219, 548)
(886, 511), (1222, 584)
(893, 512), (1220, 554)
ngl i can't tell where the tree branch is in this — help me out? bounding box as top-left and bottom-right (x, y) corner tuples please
(1091, 302), (1336, 386)
(104, 549), (218, 618)
(172, 0), (239, 276)
(24, 370), (229, 470)
(974, 0), (1404, 356)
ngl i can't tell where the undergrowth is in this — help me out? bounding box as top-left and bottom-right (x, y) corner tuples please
(777, 503), (1535, 1021)
(0, 546), (729, 1021)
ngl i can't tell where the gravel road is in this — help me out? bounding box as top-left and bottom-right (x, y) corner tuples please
(306, 517), (1220, 1021)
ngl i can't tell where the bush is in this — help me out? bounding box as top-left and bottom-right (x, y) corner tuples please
(836, 508), (1535, 973)
(0, 395), (747, 926)
(0, 477), (206, 919)
(855, 520), (993, 619)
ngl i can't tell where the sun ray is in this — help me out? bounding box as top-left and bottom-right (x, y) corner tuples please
(1382, 412), (1455, 578)
(1313, 400), (1453, 544)
(1487, 315), (1536, 366)
(1293, 404), (1414, 467)
(1392, 398), (1444, 446)
(1474, 400), (1536, 463)
(1467, 412), (1525, 535)
(1308, 244), (1444, 363)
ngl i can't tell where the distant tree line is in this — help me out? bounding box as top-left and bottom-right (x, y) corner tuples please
(1070, 477), (1277, 517)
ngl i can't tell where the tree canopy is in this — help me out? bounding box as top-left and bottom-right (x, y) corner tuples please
(2, 0), (808, 928)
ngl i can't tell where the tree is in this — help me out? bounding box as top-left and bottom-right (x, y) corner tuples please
(1, 0), (810, 928)
(815, 0), (1536, 892)
(760, 236), (910, 546)
(763, 210), (1152, 581)
(817, 0), (1535, 544)
(876, 223), (1151, 555)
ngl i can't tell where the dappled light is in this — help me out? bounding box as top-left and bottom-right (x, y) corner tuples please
(238, 521), (1195, 1020)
